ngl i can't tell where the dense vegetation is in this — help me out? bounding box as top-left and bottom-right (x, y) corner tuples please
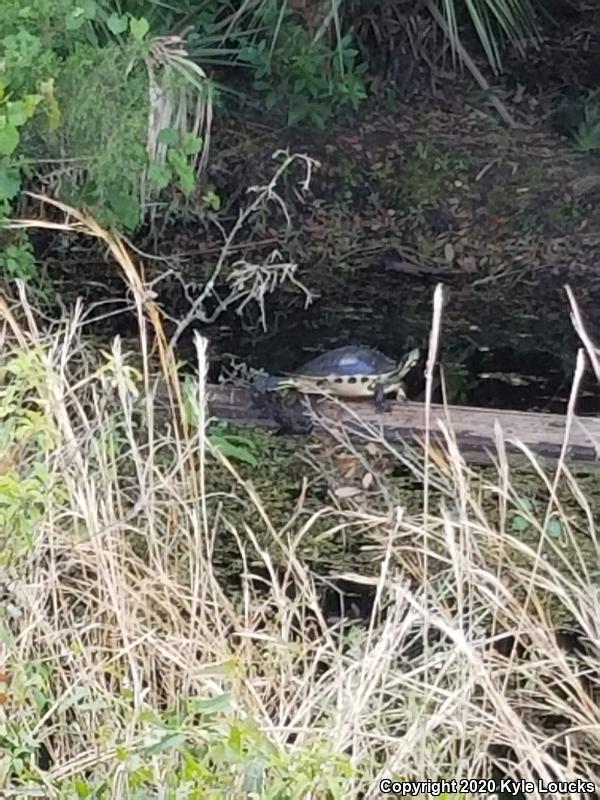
(0, 0), (548, 277)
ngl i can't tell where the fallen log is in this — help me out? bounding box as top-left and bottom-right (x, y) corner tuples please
(169, 383), (600, 465)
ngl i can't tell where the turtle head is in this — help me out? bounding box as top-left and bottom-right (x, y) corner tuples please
(389, 348), (419, 402)
(397, 347), (420, 377)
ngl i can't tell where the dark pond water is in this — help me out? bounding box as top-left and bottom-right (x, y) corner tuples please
(176, 268), (600, 416)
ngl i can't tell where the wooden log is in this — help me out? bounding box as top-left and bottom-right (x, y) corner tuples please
(196, 384), (600, 466)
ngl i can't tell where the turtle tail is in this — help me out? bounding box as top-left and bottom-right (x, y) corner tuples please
(253, 373), (288, 393)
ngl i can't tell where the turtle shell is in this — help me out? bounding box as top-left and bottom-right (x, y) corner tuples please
(292, 346), (397, 378)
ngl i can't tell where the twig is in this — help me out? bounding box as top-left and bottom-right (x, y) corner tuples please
(312, 0), (343, 44)
(168, 150), (319, 349)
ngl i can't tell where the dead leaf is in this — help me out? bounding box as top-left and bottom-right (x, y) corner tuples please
(0, 670), (10, 705)
(458, 256), (477, 273)
(334, 456), (358, 478)
(333, 485), (363, 499)
(568, 175), (600, 198)
(444, 242), (455, 263)
(362, 472), (374, 490)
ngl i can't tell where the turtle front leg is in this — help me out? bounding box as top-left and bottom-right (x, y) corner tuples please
(374, 382), (407, 412)
(373, 381), (386, 411)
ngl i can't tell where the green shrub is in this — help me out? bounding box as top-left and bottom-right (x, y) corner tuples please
(242, 12), (366, 128)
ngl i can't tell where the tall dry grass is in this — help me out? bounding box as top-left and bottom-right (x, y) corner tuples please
(0, 210), (599, 798)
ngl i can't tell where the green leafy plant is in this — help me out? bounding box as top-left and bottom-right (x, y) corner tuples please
(556, 91), (600, 152)
(572, 106), (600, 152)
(148, 127), (205, 195)
(510, 495), (535, 533)
(0, 349), (64, 558)
(180, 383), (258, 465)
(0, 238), (36, 282)
(46, 39), (150, 230)
(209, 428), (258, 467)
(242, 17), (367, 128)
(511, 495), (564, 540)
(0, 16), (66, 285)
(0, 1), (213, 234)
(0, 31), (61, 215)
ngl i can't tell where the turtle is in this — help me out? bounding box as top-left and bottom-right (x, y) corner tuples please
(254, 345), (419, 408)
